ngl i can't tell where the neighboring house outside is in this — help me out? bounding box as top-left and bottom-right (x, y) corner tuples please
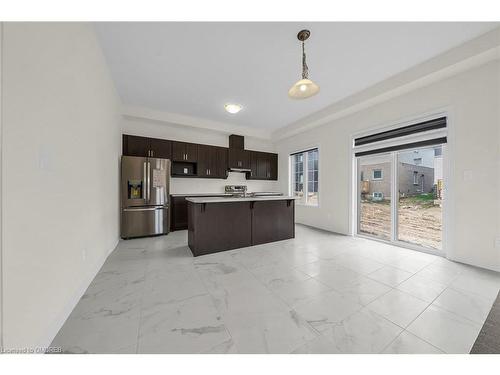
(360, 162), (392, 200)
(359, 146), (442, 200)
(397, 163), (434, 197)
(360, 162), (434, 199)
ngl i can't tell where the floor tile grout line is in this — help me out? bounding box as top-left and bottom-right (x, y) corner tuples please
(393, 276), (469, 354)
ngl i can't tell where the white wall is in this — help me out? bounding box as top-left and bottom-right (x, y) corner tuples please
(1, 23), (122, 349)
(122, 117), (280, 194)
(275, 60), (500, 272)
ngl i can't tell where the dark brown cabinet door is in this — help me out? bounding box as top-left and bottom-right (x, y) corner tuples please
(252, 200), (295, 245)
(269, 153), (278, 180)
(171, 196), (189, 231)
(123, 134), (151, 157)
(197, 144), (211, 177)
(188, 201), (253, 256)
(172, 141), (187, 162)
(197, 145), (226, 178)
(215, 147), (228, 178)
(258, 152), (269, 179)
(185, 143), (198, 162)
(229, 149), (250, 169)
(173, 141), (198, 162)
(248, 151), (277, 180)
(249, 151), (258, 179)
(149, 138), (172, 159)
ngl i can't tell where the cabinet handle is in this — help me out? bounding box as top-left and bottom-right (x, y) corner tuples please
(186, 153), (188, 160)
(208, 169), (211, 175)
(151, 150), (154, 157)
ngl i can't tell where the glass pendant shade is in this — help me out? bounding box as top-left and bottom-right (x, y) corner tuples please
(288, 78), (320, 99)
(289, 29), (320, 100)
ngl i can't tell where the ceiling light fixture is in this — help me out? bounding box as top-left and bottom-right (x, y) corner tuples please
(288, 29), (320, 100)
(224, 103), (243, 114)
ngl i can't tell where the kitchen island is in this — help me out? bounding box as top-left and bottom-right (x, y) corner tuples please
(186, 196), (296, 256)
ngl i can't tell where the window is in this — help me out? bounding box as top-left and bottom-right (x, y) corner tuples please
(290, 148), (319, 206)
(413, 158), (422, 165)
(372, 169), (383, 180)
(413, 171), (419, 185)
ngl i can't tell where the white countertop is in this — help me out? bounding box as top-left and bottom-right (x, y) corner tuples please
(185, 196), (298, 203)
(170, 193), (232, 197)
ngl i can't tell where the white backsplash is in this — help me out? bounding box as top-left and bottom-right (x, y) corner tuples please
(170, 171), (280, 195)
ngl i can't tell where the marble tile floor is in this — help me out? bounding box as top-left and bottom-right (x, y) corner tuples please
(51, 224), (500, 354)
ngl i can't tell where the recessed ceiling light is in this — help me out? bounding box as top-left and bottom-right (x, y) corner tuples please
(224, 103), (242, 114)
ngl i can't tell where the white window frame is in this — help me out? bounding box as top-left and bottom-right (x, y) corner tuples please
(289, 148), (319, 207)
(372, 169), (383, 180)
(413, 171), (419, 185)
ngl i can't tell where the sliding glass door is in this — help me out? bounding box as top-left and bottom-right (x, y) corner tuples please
(358, 153), (392, 241)
(396, 145), (443, 251)
(356, 144), (444, 253)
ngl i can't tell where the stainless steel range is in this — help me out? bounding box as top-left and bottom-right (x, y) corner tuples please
(224, 185), (283, 198)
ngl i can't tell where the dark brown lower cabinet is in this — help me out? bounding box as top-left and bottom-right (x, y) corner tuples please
(188, 199), (295, 256)
(171, 196), (189, 231)
(251, 200), (295, 245)
(188, 201), (253, 256)
(170, 195), (229, 231)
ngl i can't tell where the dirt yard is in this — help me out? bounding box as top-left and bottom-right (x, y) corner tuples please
(360, 198), (442, 250)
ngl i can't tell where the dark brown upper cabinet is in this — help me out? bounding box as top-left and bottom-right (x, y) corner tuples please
(122, 135), (151, 157)
(123, 134), (171, 159)
(247, 151), (278, 180)
(172, 141), (198, 162)
(198, 145), (228, 178)
(149, 138), (172, 159)
(228, 149), (251, 169)
(269, 153), (278, 180)
(122, 134), (276, 180)
(215, 146), (229, 178)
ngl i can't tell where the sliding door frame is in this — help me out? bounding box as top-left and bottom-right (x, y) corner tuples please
(351, 110), (451, 258)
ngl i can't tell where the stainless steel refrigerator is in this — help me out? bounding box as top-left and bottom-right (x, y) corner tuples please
(121, 155), (171, 239)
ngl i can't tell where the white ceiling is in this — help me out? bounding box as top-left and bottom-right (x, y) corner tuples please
(94, 22), (498, 132)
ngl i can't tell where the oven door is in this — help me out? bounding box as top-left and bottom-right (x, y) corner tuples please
(121, 206), (168, 239)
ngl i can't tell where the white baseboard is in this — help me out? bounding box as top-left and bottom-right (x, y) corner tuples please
(35, 238), (119, 351)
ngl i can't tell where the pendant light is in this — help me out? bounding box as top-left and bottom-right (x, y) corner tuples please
(288, 29), (320, 99)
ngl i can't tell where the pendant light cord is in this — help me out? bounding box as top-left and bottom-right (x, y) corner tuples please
(302, 41), (309, 80)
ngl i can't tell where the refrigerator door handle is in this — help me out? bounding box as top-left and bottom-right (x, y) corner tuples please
(147, 161), (151, 202)
(143, 161), (147, 201)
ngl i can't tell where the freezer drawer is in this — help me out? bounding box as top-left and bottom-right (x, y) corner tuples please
(121, 206), (168, 239)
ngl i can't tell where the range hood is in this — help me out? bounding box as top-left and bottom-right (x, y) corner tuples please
(228, 135), (251, 173)
(229, 167), (251, 173)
